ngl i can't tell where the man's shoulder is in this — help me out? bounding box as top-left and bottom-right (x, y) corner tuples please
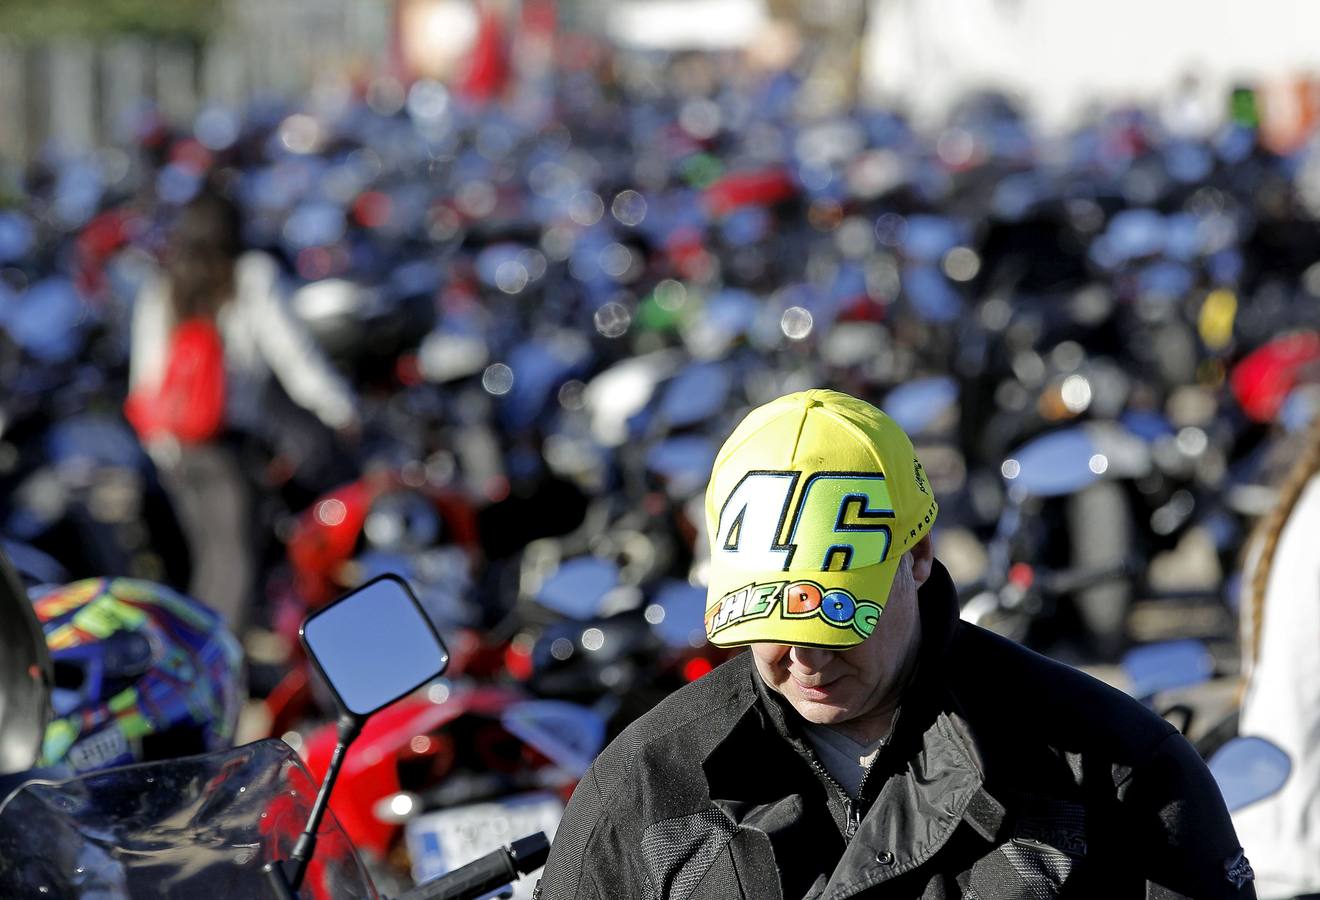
(539, 657), (759, 898)
(948, 623), (1176, 758)
(587, 652), (756, 795)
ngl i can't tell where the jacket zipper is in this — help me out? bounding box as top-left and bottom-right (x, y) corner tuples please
(801, 746), (861, 839)
(850, 731), (890, 833)
(806, 708), (904, 841)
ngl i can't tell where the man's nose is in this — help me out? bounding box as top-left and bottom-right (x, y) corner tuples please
(787, 645), (834, 671)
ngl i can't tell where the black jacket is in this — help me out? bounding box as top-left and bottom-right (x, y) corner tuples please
(535, 560), (1254, 900)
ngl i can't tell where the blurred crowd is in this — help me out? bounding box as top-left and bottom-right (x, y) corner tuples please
(5, 28), (1320, 893)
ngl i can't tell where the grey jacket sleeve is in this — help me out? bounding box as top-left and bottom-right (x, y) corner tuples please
(236, 252), (359, 430)
(1122, 732), (1257, 900)
(536, 766), (612, 900)
(536, 757), (653, 900)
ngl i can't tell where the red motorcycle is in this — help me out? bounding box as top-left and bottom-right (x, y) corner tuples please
(261, 468), (486, 741)
(301, 683), (602, 890)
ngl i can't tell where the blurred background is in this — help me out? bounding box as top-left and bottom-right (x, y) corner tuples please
(3, 0), (1320, 895)
(11, 0), (1320, 159)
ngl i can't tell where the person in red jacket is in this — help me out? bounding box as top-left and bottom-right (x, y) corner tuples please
(127, 187), (359, 632)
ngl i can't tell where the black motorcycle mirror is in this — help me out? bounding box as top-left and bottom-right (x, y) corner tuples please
(266, 574), (449, 898)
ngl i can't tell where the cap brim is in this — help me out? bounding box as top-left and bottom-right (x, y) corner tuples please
(704, 559), (902, 649)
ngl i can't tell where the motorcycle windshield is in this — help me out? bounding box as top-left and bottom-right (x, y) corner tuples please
(0, 738), (376, 900)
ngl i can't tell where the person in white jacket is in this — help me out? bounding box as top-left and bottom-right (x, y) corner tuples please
(129, 187), (360, 632)
(1235, 410), (1320, 899)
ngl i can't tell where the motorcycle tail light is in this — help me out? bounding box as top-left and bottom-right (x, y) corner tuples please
(504, 636), (535, 681)
(683, 657), (713, 682)
(1008, 562), (1035, 590)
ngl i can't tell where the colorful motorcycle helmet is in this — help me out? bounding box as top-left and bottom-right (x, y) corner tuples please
(29, 577), (244, 773)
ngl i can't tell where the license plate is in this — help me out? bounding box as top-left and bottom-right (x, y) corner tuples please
(405, 792), (564, 898)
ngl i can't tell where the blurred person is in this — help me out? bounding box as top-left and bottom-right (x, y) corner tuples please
(126, 186), (360, 633)
(537, 389), (1253, 899)
(1235, 409), (1320, 899)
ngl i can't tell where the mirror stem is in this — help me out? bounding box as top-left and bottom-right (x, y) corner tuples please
(286, 713), (364, 893)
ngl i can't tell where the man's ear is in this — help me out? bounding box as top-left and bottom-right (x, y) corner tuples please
(910, 534), (934, 588)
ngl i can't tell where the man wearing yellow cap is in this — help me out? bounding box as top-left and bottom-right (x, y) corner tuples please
(536, 390), (1253, 899)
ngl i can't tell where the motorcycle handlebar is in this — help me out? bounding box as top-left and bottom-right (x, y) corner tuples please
(397, 832), (550, 900)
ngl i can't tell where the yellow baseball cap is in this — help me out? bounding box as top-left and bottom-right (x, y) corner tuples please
(703, 389), (938, 648)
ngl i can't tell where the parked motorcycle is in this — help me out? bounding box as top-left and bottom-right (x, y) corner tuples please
(0, 551), (549, 900)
